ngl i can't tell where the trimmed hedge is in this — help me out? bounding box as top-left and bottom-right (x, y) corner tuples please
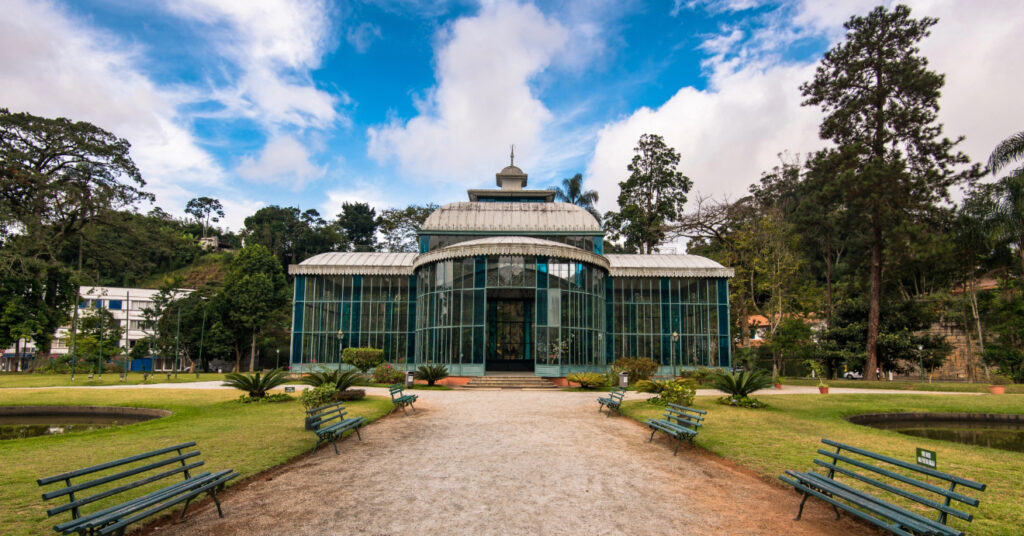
(341, 347), (385, 372)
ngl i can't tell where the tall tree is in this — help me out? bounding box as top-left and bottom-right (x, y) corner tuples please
(800, 5), (978, 376)
(0, 109), (152, 354)
(336, 202), (378, 252)
(184, 197), (225, 239)
(554, 173), (600, 219)
(986, 130), (1024, 276)
(218, 244), (288, 371)
(604, 134), (693, 253)
(244, 206), (345, 267)
(377, 204), (438, 253)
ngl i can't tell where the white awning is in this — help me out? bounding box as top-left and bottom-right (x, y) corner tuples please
(289, 252), (417, 276)
(605, 254), (733, 278)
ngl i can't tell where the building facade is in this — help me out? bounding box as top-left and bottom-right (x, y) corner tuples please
(1, 286), (190, 372)
(288, 164), (733, 377)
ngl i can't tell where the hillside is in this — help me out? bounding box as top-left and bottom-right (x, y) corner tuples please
(136, 251), (234, 289)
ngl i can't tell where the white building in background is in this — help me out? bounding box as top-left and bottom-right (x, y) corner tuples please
(1, 286), (191, 371)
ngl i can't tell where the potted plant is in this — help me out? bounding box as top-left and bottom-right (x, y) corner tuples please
(803, 360), (828, 394)
(773, 375), (782, 390)
(989, 373), (1011, 395)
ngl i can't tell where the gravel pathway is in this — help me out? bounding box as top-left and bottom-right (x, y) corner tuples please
(152, 389), (871, 536)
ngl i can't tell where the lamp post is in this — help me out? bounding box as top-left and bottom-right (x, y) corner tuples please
(97, 304), (104, 381)
(336, 330), (345, 371)
(173, 303), (181, 379)
(918, 344), (924, 382)
(275, 348), (280, 370)
(196, 298), (208, 379)
(671, 331), (680, 378)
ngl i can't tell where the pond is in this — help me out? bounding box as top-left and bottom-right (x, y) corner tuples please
(0, 406), (169, 440)
(849, 413), (1024, 453)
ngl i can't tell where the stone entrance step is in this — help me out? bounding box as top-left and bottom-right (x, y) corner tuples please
(462, 375), (559, 389)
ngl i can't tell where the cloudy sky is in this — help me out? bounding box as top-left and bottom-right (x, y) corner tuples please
(2, 0), (1022, 230)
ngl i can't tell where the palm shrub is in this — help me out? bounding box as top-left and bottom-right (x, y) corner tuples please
(711, 370), (773, 398)
(415, 364), (449, 386)
(566, 372), (606, 389)
(638, 378), (697, 406)
(301, 368), (362, 392)
(223, 369), (288, 399)
(341, 347), (385, 373)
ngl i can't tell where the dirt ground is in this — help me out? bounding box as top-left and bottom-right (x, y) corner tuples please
(146, 389), (874, 536)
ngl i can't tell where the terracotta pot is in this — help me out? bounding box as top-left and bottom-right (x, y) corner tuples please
(989, 385), (1006, 395)
(818, 386), (829, 394)
(774, 383), (782, 390)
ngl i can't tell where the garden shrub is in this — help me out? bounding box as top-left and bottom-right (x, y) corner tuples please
(610, 357), (658, 383)
(679, 367), (717, 385)
(566, 372), (606, 389)
(372, 362), (405, 384)
(300, 383), (338, 410)
(717, 395), (768, 409)
(222, 369), (288, 398)
(415, 364), (449, 385)
(341, 347), (385, 373)
(238, 393), (293, 404)
(644, 379), (696, 406)
(301, 368), (363, 391)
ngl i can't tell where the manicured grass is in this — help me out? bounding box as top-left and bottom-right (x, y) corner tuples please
(0, 372), (231, 388)
(781, 377), (1024, 394)
(621, 394), (1024, 536)
(0, 388), (393, 535)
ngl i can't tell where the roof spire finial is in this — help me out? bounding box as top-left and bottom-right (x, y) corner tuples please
(510, 144), (515, 166)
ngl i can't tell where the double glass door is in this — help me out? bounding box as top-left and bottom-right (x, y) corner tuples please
(486, 299), (533, 371)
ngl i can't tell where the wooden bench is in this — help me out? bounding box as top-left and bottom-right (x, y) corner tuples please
(597, 387), (626, 416)
(306, 401), (366, 455)
(37, 442), (238, 536)
(388, 384), (418, 414)
(780, 439), (986, 536)
(646, 403), (706, 455)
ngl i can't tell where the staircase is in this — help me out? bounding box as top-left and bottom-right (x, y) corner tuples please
(462, 375), (559, 389)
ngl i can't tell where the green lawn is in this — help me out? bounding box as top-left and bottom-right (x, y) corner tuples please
(0, 372), (231, 388)
(0, 388), (393, 535)
(621, 394), (1024, 536)
(780, 377), (1024, 394)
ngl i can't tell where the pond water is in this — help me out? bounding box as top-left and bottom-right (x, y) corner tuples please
(851, 413), (1024, 453)
(0, 406), (167, 440)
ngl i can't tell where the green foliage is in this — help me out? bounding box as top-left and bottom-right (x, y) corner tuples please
(222, 369), (288, 398)
(341, 347), (385, 373)
(336, 202), (378, 252)
(803, 360), (828, 387)
(678, 366), (717, 385)
(604, 134), (693, 253)
(371, 362), (405, 384)
(300, 368), (362, 391)
(299, 383), (338, 410)
(415, 363), (449, 385)
(377, 204), (438, 253)
(711, 370), (774, 398)
(554, 173), (601, 220)
(643, 379), (696, 407)
(566, 372), (606, 389)
(244, 206), (345, 267)
(237, 393), (292, 404)
(185, 197), (224, 239)
(219, 244), (289, 371)
(610, 357), (658, 383)
(717, 395), (768, 409)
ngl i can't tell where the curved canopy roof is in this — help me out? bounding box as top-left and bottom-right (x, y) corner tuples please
(413, 236), (610, 270)
(605, 254), (734, 278)
(420, 202), (602, 234)
(289, 252), (416, 276)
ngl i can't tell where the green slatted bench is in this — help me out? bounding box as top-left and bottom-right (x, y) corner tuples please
(780, 439), (986, 536)
(597, 387), (626, 416)
(36, 442), (238, 536)
(646, 403), (706, 455)
(388, 384), (418, 414)
(307, 400), (366, 454)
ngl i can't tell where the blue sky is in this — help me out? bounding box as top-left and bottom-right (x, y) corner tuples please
(3, 1), (1023, 232)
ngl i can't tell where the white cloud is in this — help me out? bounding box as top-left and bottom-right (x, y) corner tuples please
(367, 1), (569, 185)
(588, 0), (1024, 215)
(347, 22), (382, 53)
(166, 0), (343, 129)
(236, 135), (326, 188)
(321, 182), (391, 217)
(0, 0), (226, 212)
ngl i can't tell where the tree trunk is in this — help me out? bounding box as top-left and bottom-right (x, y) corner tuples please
(824, 237), (834, 327)
(233, 345), (241, 372)
(249, 330), (257, 372)
(738, 299), (750, 349)
(865, 222), (883, 378)
(968, 277), (988, 381)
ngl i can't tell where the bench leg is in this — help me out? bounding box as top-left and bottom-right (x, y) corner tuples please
(210, 487), (225, 518)
(178, 497), (191, 521)
(354, 426), (362, 440)
(794, 492), (810, 521)
(409, 401), (416, 413)
(673, 437), (682, 456)
(331, 434), (340, 455)
(648, 429), (657, 442)
(398, 402), (408, 415)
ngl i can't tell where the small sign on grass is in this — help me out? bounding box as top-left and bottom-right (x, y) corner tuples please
(916, 448), (937, 469)
(284, 386), (295, 393)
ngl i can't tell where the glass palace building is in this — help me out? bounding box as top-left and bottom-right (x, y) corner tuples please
(288, 164), (734, 377)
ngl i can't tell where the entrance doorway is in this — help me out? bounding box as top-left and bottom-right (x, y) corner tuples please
(486, 298), (533, 372)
